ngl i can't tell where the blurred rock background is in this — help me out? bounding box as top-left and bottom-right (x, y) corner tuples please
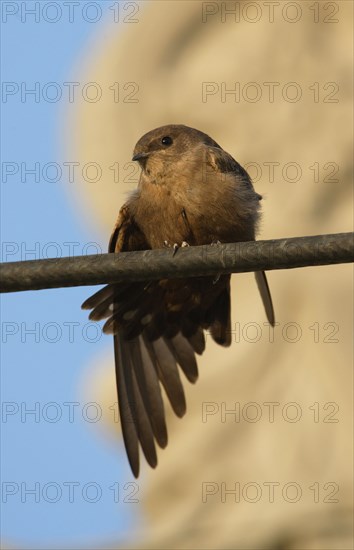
(66, 1), (353, 548)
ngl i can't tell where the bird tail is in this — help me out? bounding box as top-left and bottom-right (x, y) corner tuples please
(254, 271), (275, 326)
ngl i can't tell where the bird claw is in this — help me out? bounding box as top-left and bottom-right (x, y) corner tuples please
(164, 240), (190, 256)
(211, 240), (221, 246)
(174, 241), (190, 255)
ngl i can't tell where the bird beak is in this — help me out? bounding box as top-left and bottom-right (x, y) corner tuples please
(132, 152), (149, 162)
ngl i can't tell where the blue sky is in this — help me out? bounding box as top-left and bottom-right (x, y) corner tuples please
(1, 3), (141, 548)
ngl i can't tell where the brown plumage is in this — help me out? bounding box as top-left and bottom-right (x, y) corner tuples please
(82, 124), (275, 477)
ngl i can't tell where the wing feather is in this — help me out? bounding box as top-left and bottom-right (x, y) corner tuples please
(113, 333), (140, 477)
(82, 203), (237, 476)
(142, 335), (186, 418)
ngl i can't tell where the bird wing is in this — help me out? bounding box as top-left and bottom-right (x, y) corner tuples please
(82, 202), (231, 477)
(206, 145), (255, 188)
(206, 146), (275, 327)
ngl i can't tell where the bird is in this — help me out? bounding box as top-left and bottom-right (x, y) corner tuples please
(82, 124), (275, 477)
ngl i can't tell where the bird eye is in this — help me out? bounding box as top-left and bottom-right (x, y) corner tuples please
(161, 136), (173, 146)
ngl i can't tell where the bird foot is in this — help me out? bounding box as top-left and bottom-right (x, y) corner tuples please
(164, 240), (190, 256)
(173, 241), (190, 256)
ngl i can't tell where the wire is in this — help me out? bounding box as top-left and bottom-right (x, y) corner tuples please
(0, 233), (353, 293)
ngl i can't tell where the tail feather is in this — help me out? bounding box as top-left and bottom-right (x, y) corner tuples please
(254, 271), (275, 326)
